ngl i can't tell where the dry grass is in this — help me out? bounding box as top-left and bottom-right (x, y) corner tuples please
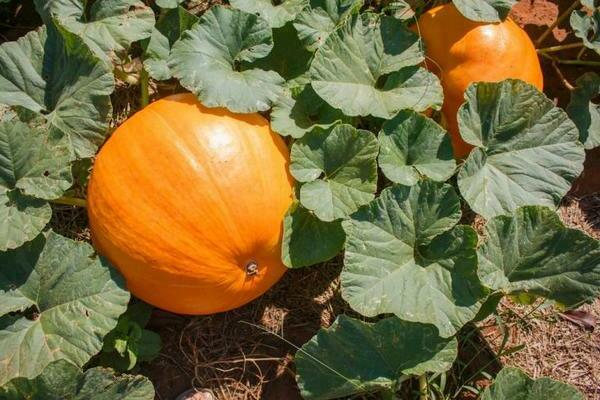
(143, 258), (352, 400)
(479, 194), (600, 400)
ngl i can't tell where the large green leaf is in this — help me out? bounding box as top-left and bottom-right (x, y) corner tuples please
(341, 180), (485, 337)
(0, 190), (51, 252)
(143, 6), (199, 81)
(478, 206), (600, 307)
(231, 0), (308, 28)
(0, 232), (130, 385)
(0, 22), (114, 158)
(378, 110), (456, 186)
(295, 315), (457, 399)
(452, 0), (516, 22)
(571, 6), (600, 55)
(290, 124), (379, 222)
(567, 72), (600, 149)
(248, 22), (312, 84)
(0, 121), (72, 200)
(481, 367), (585, 400)
(0, 360), (154, 400)
(293, 0), (363, 51)
(309, 13), (442, 118)
(271, 85), (349, 138)
(281, 202), (345, 268)
(169, 6), (284, 113)
(34, 0), (155, 60)
(457, 80), (584, 220)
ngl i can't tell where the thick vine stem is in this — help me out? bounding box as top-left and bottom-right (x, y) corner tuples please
(536, 0), (580, 46)
(419, 375), (428, 400)
(50, 196), (87, 208)
(140, 67), (150, 108)
(537, 42), (584, 54)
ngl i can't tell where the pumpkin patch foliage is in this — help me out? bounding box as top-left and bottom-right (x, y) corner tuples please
(0, 0), (598, 398)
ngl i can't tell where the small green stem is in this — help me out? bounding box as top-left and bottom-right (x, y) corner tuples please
(140, 68), (150, 108)
(51, 196), (87, 208)
(536, 0), (580, 46)
(419, 375), (428, 400)
(537, 42), (584, 53)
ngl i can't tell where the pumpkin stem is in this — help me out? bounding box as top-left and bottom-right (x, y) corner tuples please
(245, 261), (259, 276)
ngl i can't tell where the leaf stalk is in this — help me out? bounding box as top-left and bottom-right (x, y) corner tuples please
(51, 196), (87, 208)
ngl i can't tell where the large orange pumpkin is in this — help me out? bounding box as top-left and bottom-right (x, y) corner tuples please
(88, 93), (294, 314)
(416, 3), (544, 158)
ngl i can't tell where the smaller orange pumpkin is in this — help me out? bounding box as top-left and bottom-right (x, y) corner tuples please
(87, 94), (294, 315)
(416, 3), (544, 158)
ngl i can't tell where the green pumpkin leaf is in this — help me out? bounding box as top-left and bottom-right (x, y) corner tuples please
(169, 6), (284, 113)
(293, 0), (363, 51)
(248, 22), (313, 84)
(156, 0), (184, 8)
(0, 190), (51, 251)
(230, 0), (309, 28)
(0, 22), (114, 158)
(0, 232), (130, 385)
(143, 7), (199, 81)
(571, 7), (600, 55)
(341, 180), (486, 337)
(457, 80), (585, 220)
(271, 85), (349, 138)
(452, 0), (516, 22)
(0, 121), (72, 200)
(34, 0), (155, 61)
(295, 315), (457, 399)
(378, 110), (456, 186)
(282, 202), (345, 268)
(309, 13), (441, 118)
(98, 301), (161, 372)
(478, 206), (600, 307)
(567, 72), (600, 149)
(481, 367), (585, 400)
(0, 360), (155, 400)
(290, 124), (379, 222)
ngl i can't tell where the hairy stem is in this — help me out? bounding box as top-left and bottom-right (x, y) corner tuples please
(140, 67), (150, 108)
(536, 0), (580, 46)
(419, 375), (428, 400)
(50, 196), (87, 208)
(537, 42), (584, 53)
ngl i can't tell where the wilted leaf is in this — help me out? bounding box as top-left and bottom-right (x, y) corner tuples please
(0, 360), (154, 400)
(378, 110), (455, 186)
(34, 0), (155, 60)
(452, 0), (516, 22)
(282, 202), (345, 268)
(290, 124), (379, 221)
(293, 0), (363, 51)
(571, 7), (600, 55)
(481, 367), (585, 400)
(0, 232), (130, 385)
(478, 206), (600, 307)
(567, 72), (600, 149)
(156, 0), (184, 8)
(295, 315), (457, 399)
(309, 13), (442, 118)
(169, 6), (284, 113)
(231, 0), (308, 28)
(457, 80), (584, 220)
(271, 85), (349, 138)
(143, 6), (198, 81)
(341, 180), (486, 337)
(0, 21), (114, 158)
